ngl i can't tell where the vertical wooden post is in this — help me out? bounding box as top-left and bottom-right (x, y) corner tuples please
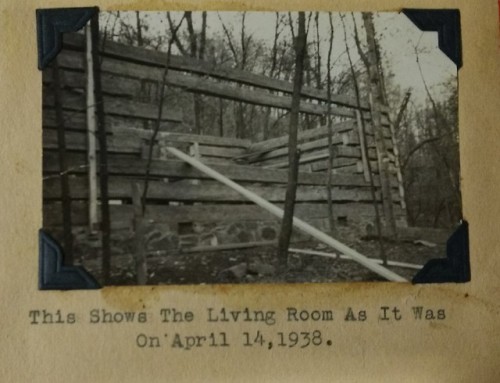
(90, 14), (112, 283)
(85, 25), (98, 233)
(132, 183), (148, 285)
(52, 58), (73, 264)
(355, 110), (371, 183)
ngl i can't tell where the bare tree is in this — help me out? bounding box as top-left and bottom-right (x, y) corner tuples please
(137, 13), (186, 285)
(277, 12), (307, 265)
(325, 13), (336, 235)
(341, 13), (387, 264)
(361, 12), (397, 238)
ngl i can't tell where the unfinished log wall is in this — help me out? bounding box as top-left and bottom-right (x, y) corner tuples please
(42, 32), (407, 260)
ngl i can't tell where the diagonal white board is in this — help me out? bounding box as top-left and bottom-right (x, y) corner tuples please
(166, 146), (407, 282)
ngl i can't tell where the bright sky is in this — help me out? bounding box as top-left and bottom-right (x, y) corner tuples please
(102, 11), (457, 106)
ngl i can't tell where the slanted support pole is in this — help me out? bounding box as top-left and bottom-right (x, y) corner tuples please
(166, 146), (407, 282)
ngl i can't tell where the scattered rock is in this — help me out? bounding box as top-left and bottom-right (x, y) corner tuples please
(248, 262), (276, 276)
(413, 239), (437, 248)
(217, 263), (248, 281)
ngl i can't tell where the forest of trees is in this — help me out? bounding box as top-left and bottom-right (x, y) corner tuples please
(98, 11), (461, 231)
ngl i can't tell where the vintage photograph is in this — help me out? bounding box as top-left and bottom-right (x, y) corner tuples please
(42, 11), (461, 286)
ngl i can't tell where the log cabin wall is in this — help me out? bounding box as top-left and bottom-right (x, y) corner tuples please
(42, 32), (406, 261)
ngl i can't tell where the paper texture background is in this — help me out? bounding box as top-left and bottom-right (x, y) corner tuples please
(0, 0), (499, 382)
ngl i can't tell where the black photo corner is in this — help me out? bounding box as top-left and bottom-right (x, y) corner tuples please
(37, 7), (469, 289)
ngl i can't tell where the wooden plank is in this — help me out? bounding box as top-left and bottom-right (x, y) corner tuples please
(181, 241), (278, 253)
(43, 88), (183, 122)
(310, 157), (359, 171)
(197, 145), (246, 158)
(52, 50), (360, 118)
(165, 146), (406, 281)
(43, 66), (141, 98)
(44, 176), (400, 202)
(253, 136), (382, 166)
(44, 129), (241, 162)
(62, 33), (386, 112)
(249, 121), (355, 153)
(332, 164), (362, 174)
(249, 121), (391, 154)
(288, 248), (423, 270)
(43, 151), (382, 186)
(43, 129), (142, 154)
(141, 129), (250, 148)
(260, 148), (380, 169)
(44, 200), (405, 227)
(43, 109), (180, 133)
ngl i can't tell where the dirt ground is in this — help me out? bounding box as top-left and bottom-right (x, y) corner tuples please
(81, 237), (444, 286)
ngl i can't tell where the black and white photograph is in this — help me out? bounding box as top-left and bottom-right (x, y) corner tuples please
(42, 10), (461, 286)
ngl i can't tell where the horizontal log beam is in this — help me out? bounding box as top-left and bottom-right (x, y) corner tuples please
(43, 152), (380, 186)
(43, 111), (250, 148)
(51, 50), (358, 118)
(44, 177), (399, 202)
(43, 88), (183, 122)
(43, 109), (180, 133)
(43, 129), (247, 159)
(63, 33), (388, 112)
(248, 120), (391, 154)
(249, 121), (354, 153)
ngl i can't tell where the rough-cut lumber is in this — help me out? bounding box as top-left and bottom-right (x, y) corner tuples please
(252, 135), (388, 166)
(63, 33), (387, 112)
(43, 129), (247, 159)
(51, 50), (363, 118)
(43, 65), (141, 98)
(127, 128), (250, 148)
(44, 176), (400, 202)
(43, 129), (141, 154)
(44, 117), (250, 148)
(310, 157), (360, 171)
(180, 241), (277, 253)
(165, 146), (406, 281)
(44, 152), (386, 186)
(248, 121), (392, 155)
(260, 149), (380, 169)
(43, 110), (181, 133)
(249, 121), (355, 153)
(43, 87), (183, 122)
(288, 248), (423, 270)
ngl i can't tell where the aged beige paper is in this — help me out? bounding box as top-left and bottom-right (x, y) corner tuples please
(1, 0), (500, 382)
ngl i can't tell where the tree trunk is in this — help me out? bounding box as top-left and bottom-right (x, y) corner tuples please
(325, 13), (336, 236)
(277, 12), (307, 266)
(345, 13), (387, 265)
(362, 12), (397, 238)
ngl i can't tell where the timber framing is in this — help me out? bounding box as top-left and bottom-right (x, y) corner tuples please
(62, 33), (389, 112)
(42, 30), (409, 283)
